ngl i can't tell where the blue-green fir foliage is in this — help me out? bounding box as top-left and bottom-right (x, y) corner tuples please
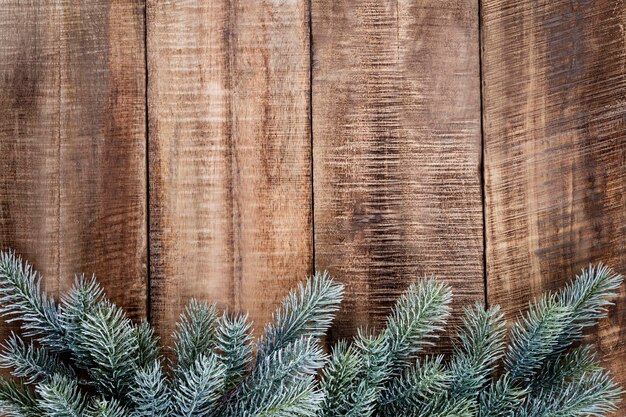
(0, 250), (622, 417)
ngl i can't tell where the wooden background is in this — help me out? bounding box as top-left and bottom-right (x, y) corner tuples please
(0, 0), (624, 412)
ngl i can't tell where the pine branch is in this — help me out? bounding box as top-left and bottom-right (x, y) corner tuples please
(86, 398), (128, 417)
(257, 271), (344, 359)
(519, 370), (621, 417)
(449, 304), (506, 398)
(379, 356), (451, 416)
(129, 361), (170, 417)
(0, 377), (41, 417)
(36, 374), (86, 417)
(318, 341), (362, 417)
(355, 330), (390, 387)
(319, 339), (387, 417)
(59, 274), (106, 367)
(133, 321), (160, 369)
(555, 264), (623, 351)
(0, 333), (74, 384)
(319, 330), (390, 417)
(349, 330), (392, 416)
(0, 252), (622, 417)
(506, 265), (622, 385)
(530, 346), (599, 392)
(505, 294), (572, 382)
(414, 392), (474, 417)
(172, 300), (218, 373)
(383, 278), (452, 370)
(0, 251), (66, 351)
(215, 313), (253, 390)
(230, 337), (325, 417)
(76, 301), (139, 398)
(171, 353), (225, 417)
(478, 374), (526, 417)
(249, 377), (323, 417)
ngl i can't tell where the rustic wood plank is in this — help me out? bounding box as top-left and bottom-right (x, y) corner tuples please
(0, 3), (61, 291)
(482, 0), (626, 411)
(147, 1), (312, 342)
(312, 0), (484, 345)
(0, 1), (147, 319)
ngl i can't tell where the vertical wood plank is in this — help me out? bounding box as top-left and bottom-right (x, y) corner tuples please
(482, 0), (626, 411)
(0, 3), (61, 290)
(148, 1), (312, 341)
(0, 1), (147, 319)
(312, 1), (484, 344)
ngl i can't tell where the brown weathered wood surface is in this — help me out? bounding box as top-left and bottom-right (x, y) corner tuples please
(147, 0), (312, 342)
(0, 1), (147, 319)
(0, 4), (624, 408)
(312, 0), (485, 344)
(482, 0), (626, 412)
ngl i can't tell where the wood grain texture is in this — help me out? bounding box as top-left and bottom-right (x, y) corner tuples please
(148, 0), (312, 342)
(482, 0), (626, 412)
(0, 1), (147, 319)
(312, 0), (484, 344)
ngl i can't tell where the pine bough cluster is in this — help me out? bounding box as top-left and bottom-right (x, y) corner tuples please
(0, 250), (622, 417)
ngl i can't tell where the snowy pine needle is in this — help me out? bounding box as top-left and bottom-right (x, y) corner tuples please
(256, 271), (344, 358)
(0, 250), (622, 417)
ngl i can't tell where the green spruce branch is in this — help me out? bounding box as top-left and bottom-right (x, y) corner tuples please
(0, 250), (622, 417)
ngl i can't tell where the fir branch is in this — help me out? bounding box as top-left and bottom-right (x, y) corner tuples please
(215, 313), (253, 390)
(0, 377), (41, 417)
(0, 333), (74, 384)
(505, 294), (572, 382)
(133, 321), (160, 369)
(257, 271), (344, 359)
(449, 304), (506, 398)
(36, 374), (86, 417)
(86, 398), (128, 417)
(519, 370), (622, 417)
(383, 278), (452, 370)
(171, 353), (225, 417)
(318, 330), (391, 417)
(414, 392), (474, 417)
(321, 277), (454, 417)
(478, 374), (526, 417)
(349, 330), (392, 416)
(531, 345), (599, 392)
(318, 341), (364, 417)
(0, 252), (622, 417)
(59, 274), (105, 367)
(231, 337), (325, 417)
(379, 356), (451, 416)
(558, 264), (623, 326)
(76, 301), (139, 398)
(0, 251), (66, 351)
(355, 330), (390, 387)
(248, 377), (323, 417)
(172, 300), (218, 373)
(555, 264), (623, 351)
(129, 361), (170, 417)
